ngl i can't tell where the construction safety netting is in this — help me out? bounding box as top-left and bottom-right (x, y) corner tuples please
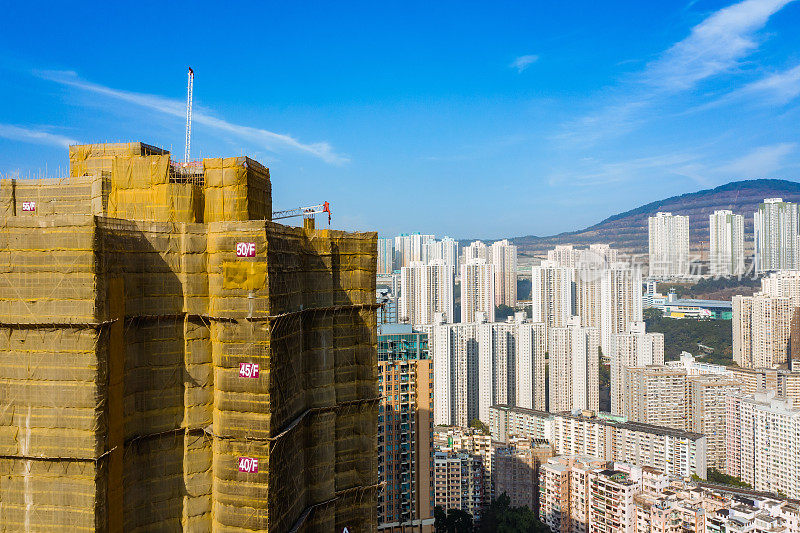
(0, 143), (378, 532)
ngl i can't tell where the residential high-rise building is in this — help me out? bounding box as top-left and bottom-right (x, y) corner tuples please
(728, 366), (800, 406)
(490, 407), (707, 480)
(427, 315), (547, 426)
(378, 237), (396, 274)
(547, 244), (582, 268)
(461, 258), (495, 323)
(377, 325), (434, 531)
(399, 259), (455, 324)
(0, 142), (378, 531)
(689, 375), (742, 471)
(424, 237), (459, 274)
(623, 366), (688, 431)
(732, 293), (792, 368)
(610, 322), (664, 415)
(726, 391), (800, 499)
(463, 240), (489, 263)
(531, 260), (573, 328)
(539, 455), (610, 533)
(622, 364), (741, 470)
(648, 212), (690, 278)
(433, 451), (485, 522)
(491, 239), (518, 307)
(395, 233), (435, 268)
(754, 198), (800, 273)
(582, 244), (619, 267)
(542, 455), (800, 533)
(709, 210), (745, 276)
(548, 317), (600, 412)
(494, 439), (553, 514)
(599, 264), (643, 355)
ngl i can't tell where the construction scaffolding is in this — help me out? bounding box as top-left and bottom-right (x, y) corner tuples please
(0, 142), (378, 532)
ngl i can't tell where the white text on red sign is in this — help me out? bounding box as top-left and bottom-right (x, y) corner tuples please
(239, 362), (259, 378)
(21, 202), (36, 212)
(236, 242), (256, 257)
(238, 456), (259, 473)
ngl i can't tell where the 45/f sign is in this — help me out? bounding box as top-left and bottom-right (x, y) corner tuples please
(236, 242), (256, 257)
(239, 362), (259, 378)
(238, 456), (259, 473)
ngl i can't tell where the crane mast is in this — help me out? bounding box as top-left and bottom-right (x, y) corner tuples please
(184, 67), (194, 164)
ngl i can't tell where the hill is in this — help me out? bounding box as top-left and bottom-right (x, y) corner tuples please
(512, 179), (800, 256)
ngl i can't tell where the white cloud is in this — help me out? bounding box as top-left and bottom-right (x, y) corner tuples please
(510, 54), (539, 73)
(37, 70), (349, 165)
(719, 142), (796, 176)
(0, 123), (78, 148)
(642, 0), (795, 91)
(709, 64), (800, 107)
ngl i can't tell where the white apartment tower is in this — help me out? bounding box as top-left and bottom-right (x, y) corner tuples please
(531, 260), (573, 328)
(399, 260), (455, 324)
(490, 239), (518, 307)
(548, 316), (601, 412)
(395, 233), (435, 268)
(648, 212), (690, 278)
(547, 244), (582, 268)
(424, 237), (459, 274)
(377, 237), (394, 274)
(610, 322), (665, 415)
(709, 210), (745, 276)
(732, 293), (792, 369)
(427, 316), (547, 426)
(461, 258), (495, 323)
(462, 241), (489, 263)
(754, 198), (800, 273)
(726, 391), (800, 499)
(600, 264), (643, 355)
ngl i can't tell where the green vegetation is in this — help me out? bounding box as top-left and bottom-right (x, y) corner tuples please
(435, 506), (473, 533)
(658, 275), (760, 299)
(517, 278), (532, 300)
(643, 308), (733, 363)
(692, 469), (752, 489)
(469, 419), (490, 435)
(496, 304), (516, 321)
(479, 493), (549, 533)
(598, 347), (610, 389)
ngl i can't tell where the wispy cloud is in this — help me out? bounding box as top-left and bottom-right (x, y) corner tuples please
(705, 64), (800, 108)
(37, 70), (349, 165)
(548, 151), (706, 187)
(556, 0), (795, 147)
(719, 142), (796, 176)
(510, 54), (539, 73)
(0, 123), (77, 148)
(642, 0), (796, 91)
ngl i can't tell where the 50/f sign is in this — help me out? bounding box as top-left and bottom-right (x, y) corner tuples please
(236, 242), (256, 257)
(21, 201), (36, 212)
(238, 456), (259, 473)
(239, 362), (259, 378)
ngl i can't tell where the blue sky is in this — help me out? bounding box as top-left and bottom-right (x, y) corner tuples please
(1, 1), (799, 239)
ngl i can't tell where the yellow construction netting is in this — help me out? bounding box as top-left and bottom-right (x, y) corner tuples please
(0, 143), (378, 532)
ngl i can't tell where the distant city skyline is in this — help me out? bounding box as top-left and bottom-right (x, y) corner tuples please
(1, 1), (800, 238)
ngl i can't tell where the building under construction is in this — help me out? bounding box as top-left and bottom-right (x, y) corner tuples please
(0, 142), (379, 531)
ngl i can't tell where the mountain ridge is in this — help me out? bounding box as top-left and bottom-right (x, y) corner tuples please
(508, 179), (800, 256)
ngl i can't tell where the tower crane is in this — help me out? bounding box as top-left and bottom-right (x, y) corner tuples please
(272, 202), (332, 225)
(184, 67), (194, 164)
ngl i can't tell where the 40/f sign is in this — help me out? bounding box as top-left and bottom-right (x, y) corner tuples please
(21, 201), (36, 212)
(239, 362), (259, 378)
(236, 242), (256, 257)
(238, 456), (259, 473)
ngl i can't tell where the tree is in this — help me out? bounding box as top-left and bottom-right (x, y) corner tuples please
(495, 304), (515, 321)
(434, 505), (474, 533)
(469, 418), (490, 435)
(480, 493), (549, 533)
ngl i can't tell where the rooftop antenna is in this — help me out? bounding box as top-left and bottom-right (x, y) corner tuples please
(184, 67), (194, 165)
